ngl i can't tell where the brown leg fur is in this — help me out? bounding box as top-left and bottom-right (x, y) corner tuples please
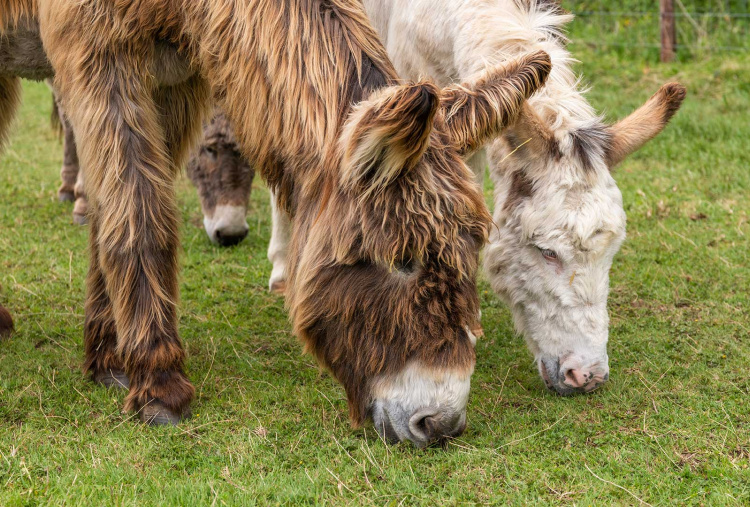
(0, 76), (21, 150)
(0, 76), (21, 338)
(54, 50), (205, 423)
(83, 212), (127, 388)
(54, 94), (80, 203)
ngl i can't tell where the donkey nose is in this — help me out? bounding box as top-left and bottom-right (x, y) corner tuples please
(408, 407), (466, 445)
(560, 365), (609, 393)
(214, 227), (248, 247)
(562, 368), (588, 389)
(541, 357), (609, 395)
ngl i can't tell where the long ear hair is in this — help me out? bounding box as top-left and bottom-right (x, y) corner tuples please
(606, 82), (686, 167)
(440, 50), (551, 156)
(340, 82), (440, 198)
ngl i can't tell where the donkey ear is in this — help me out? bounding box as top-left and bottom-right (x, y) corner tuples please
(441, 50), (552, 156)
(606, 82), (686, 168)
(340, 82), (440, 196)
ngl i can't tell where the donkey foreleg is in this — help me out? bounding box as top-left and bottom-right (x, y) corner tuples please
(50, 88), (89, 224)
(83, 212), (127, 389)
(0, 76), (22, 337)
(58, 70), (197, 425)
(267, 190), (291, 295)
(50, 89), (80, 203)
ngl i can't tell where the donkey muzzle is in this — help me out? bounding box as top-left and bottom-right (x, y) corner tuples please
(372, 402), (466, 447)
(539, 356), (609, 396)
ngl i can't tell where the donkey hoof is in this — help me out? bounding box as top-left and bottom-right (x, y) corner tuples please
(140, 400), (186, 426)
(0, 305), (13, 338)
(58, 191), (75, 202)
(270, 279), (286, 295)
(93, 369), (130, 390)
(72, 213), (88, 226)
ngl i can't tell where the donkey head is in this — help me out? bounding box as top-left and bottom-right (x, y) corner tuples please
(289, 51), (551, 446)
(486, 83), (686, 395)
(187, 112), (255, 247)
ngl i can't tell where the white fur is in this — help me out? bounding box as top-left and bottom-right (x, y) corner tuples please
(371, 360), (472, 444)
(372, 362), (472, 412)
(267, 191), (290, 291)
(204, 204), (249, 244)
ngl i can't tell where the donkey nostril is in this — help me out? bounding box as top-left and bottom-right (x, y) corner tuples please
(409, 408), (445, 443)
(416, 415), (440, 441)
(563, 368), (589, 389)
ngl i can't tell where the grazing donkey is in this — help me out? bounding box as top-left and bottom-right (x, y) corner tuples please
(360, 0), (686, 395)
(0, 0), (550, 445)
(55, 100), (254, 245)
(263, 0), (686, 395)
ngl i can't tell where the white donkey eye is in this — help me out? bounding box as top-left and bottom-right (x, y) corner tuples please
(540, 248), (558, 261)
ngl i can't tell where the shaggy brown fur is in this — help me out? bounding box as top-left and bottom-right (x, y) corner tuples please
(1, 0), (549, 426)
(0, 304), (13, 338)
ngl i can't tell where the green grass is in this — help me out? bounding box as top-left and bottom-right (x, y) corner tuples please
(1, 46), (749, 504)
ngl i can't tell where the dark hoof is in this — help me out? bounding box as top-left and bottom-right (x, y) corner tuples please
(72, 213), (88, 226)
(270, 280), (286, 295)
(93, 369), (129, 390)
(0, 305), (13, 338)
(140, 400), (186, 426)
(58, 191), (75, 202)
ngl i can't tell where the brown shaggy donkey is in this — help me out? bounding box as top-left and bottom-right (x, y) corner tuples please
(1, 0), (550, 444)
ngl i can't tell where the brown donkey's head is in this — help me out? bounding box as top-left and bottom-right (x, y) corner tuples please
(188, 112), (255, 247)
(288, 51), (552, 447)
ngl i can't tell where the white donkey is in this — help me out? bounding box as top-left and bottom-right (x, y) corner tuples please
(273, 0), (686, 395)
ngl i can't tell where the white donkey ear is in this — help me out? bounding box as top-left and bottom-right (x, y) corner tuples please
(340, 82), (440, 197)
(606, 82), (686, 168)
(440, 50), (552, 156)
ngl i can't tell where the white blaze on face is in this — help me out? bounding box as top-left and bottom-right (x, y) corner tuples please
(203, 204), (249, 245)
(370, 361), (473, 446)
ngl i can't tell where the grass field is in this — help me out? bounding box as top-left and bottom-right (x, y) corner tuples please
(1, 29), (749, 507)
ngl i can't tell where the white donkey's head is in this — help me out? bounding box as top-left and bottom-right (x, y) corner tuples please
(486, 83), (686, 395)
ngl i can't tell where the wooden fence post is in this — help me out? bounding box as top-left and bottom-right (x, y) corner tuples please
(660, 0), (676, 62)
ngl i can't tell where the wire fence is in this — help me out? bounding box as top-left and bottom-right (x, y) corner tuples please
(566, 1), (750, 58)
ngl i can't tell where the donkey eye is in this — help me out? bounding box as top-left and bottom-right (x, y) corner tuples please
(204, 146), (218, 159)
(540, 248), (558, 261)
(393, 257), (417, 274)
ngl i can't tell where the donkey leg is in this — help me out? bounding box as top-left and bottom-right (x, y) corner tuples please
(0, 76), (21, 338)
(53, 93), (80, 203)
(0, 76), (21, 151)
(83, 212), (128, 389)
(466, 149), (488, 186)
(60, 72), (199, 425)
(267, 190), (291, 294)
(72, 168), (88, 225)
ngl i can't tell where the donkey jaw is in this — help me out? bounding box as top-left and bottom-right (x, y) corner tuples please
(369, 361), (472, 447)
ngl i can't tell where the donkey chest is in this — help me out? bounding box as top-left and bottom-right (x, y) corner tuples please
(0, 19), (53, 81)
